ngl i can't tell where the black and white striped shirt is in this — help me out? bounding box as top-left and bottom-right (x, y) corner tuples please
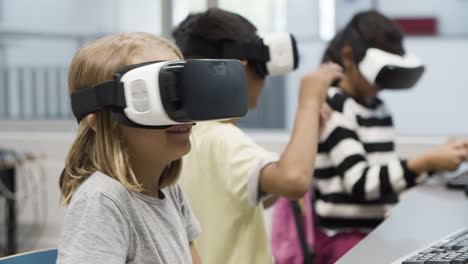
(313, 87), (426, 231)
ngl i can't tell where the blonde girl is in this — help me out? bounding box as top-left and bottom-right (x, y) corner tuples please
(57, 32), (201, 264)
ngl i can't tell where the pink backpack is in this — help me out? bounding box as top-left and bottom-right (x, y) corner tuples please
(271, 193), (315, 264)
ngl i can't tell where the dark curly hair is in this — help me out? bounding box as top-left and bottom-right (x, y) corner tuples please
(172, 8), (258, 58)
(322, 10), (404, 65)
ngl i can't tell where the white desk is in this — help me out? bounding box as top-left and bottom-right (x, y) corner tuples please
(336, 175), (468, 264)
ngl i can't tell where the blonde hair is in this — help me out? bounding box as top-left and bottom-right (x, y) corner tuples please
(60, 32), (183, 205)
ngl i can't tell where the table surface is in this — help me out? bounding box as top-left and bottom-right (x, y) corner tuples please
(336, 174), (468, 264)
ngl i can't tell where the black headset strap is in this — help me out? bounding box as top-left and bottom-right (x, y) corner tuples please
(183, 36), (223, 58)
(223, 40), (270, 61)
(183, 36), (269, 62)
(70, 80), (126, 123)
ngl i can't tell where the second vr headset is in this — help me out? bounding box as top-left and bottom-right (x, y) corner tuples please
(178, 32), (300, 78)
(71, 59), (248, 129)
(342, 17), (425, 89)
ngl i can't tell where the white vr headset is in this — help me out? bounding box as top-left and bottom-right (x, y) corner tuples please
(71, 59), (248, 129)
(342, 18), (425, 89)
(178, 32), (299, 78)
(359, 48), (425, 89)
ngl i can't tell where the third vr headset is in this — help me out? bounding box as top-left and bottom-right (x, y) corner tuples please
(342, 17), (425, 89)
(179, 32), (300, 78)
(71, 59), (248, 129)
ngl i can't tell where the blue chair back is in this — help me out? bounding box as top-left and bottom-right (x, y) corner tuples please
(0, 249), (57, 264)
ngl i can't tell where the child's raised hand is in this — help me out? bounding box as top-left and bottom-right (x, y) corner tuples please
(298, 62), (343, 109)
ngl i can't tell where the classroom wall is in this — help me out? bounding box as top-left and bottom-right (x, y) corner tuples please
(1, 0), (161, 68)
(0, 0), (163, 119)
(335, 0), (468, 36)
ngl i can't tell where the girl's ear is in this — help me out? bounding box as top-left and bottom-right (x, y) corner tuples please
(86, 114), (98, 132)
(340, 45), (355, 70)
(241, 60), (248, 67)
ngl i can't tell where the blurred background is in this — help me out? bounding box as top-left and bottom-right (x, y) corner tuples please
(0, 0), (467, 256)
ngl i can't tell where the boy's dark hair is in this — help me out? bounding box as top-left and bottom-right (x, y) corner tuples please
(172, 8), (258, 58)
(322, 10), (404, 65)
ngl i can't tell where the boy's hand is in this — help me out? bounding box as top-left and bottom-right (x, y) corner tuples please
(299, 62), (343, 109)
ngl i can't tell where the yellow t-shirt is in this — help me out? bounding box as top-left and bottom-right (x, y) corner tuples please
(179, 121), (278, 264)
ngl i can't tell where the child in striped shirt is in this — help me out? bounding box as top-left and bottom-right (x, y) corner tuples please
(312, 10), (468, 264)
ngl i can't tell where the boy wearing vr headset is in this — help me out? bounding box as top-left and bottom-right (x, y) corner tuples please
(309, 11), (468, 264)
(173, 8), (343, 264)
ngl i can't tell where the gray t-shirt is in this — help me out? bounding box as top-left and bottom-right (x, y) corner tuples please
(57, 172), (201, 264)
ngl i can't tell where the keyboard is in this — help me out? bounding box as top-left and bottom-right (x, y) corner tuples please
(446, 171), (468, 189)
(402, 228), (468, 264)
